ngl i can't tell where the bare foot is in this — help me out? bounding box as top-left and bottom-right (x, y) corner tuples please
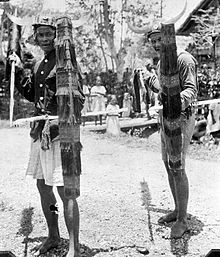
(158, 211), (177, 224)
(171, 220), (189, 238)
(32, 237), (61, 255)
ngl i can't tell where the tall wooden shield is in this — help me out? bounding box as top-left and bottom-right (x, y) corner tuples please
(160, 23), (183, 170)
(56, 17), (84, 199)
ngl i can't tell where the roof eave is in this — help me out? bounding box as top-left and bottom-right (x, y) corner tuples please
(177, 0), (215, 35)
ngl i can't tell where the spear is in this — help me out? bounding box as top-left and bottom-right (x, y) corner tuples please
(9, 7), (20, 127)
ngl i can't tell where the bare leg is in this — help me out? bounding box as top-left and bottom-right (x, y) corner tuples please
(57, 186), (80, 257)
(35, 179), (60, 254)
(158, 161), (177, 224)
(171, 169), (189, 238)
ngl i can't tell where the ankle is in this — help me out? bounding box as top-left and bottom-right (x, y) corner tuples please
(48, 234), (60, 240)
(173, 209), (178, 214)
(176, 217), (188, 224)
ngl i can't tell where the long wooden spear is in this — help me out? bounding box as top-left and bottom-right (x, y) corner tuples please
(9, 7), (19, 127)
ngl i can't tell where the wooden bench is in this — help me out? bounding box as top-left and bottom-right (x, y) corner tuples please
(81, 108), (128, 126)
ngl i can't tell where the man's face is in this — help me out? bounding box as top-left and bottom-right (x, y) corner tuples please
(36, 26), (55, 53)
(149, 32), (161, 53)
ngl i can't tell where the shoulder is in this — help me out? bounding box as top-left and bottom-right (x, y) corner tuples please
(177, 51), (197, 67)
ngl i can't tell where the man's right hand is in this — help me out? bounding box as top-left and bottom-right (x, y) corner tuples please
(147, 75), (160, 93)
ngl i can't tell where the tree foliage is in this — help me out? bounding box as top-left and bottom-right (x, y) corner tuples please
(64, 0), (161, 81)
(190, 7), (220, 48)
(124, 0), (161, 25)
(1, 0), (162, 79)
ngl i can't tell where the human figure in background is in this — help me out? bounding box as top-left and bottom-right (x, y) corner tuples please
(123, 67), (132, 86)
(122, 92), (133, 118)
(106, 94), (120, 136)
(91, 75), (106, 112)
(114, 83), (124, 108)
(145, 62), (160, 108)
(126, 75), (136, 117)
(192, 118), (207, 142)
(206, 92), (220, 138)
(138, 68), (151, 119)
(81, 73), (90, 114)
(133, 69), (142, 114)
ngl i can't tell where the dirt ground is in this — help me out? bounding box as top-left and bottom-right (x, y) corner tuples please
(0, 125), (220, 257)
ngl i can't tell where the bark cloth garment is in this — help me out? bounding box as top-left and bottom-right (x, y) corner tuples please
(149, 51), (198, 170)
(15, 49), (83, 190)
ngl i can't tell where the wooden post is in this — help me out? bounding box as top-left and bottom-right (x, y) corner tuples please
(56, 16), (84, 199)
(160, 23), (182, 170)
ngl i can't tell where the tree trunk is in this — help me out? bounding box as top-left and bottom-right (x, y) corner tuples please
(101, 0), (126, 81)
(98, 31), (108, 72)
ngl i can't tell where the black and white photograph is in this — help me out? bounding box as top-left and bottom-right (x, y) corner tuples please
(0, 0), (220, 256)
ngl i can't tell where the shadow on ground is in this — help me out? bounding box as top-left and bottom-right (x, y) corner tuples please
(17, 206), (34, 257)
(17, 181), (204, 257)
(140, 180), (205, 256)
(17, 207), (138, 256)
(21, 237), (137, 257)
(156, 211), (204, 256)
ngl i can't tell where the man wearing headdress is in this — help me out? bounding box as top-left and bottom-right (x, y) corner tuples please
(128, 2), (198, 237)
(146, 24), (197, 238)
(9, 16), (82, 256)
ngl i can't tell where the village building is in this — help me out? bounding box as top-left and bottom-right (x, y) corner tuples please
(176, 0), (220, 100)
(177, 0), (220, 69)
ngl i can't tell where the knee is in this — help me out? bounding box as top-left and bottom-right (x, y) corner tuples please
(171, 169), (186, 178)
(57, 186), (77, 205)
(164, 162), (186, 177)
